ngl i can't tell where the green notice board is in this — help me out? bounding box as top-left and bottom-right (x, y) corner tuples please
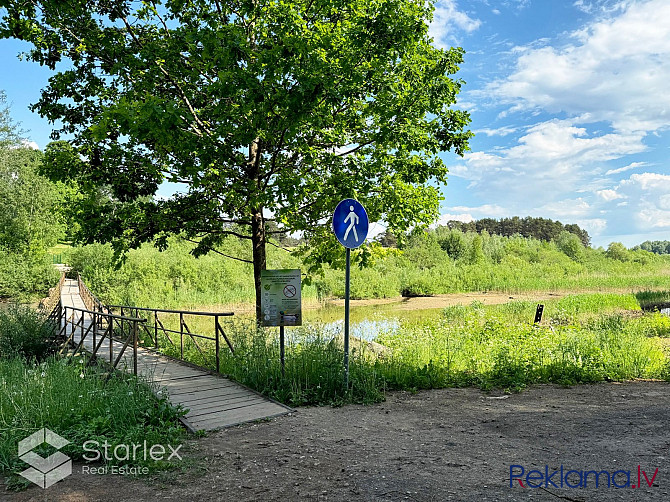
(260, 269), (302, 327)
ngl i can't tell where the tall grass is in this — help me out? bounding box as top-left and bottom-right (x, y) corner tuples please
(0, 356), (186, 489)
(149, 293), (670, 405)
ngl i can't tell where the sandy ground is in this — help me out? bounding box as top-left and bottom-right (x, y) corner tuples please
(4, 381), (670, 502)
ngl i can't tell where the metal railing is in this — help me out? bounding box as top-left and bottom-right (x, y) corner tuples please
(105, 304), (235, 373)
(57, 302), (147, 375)
(77, 274), (106, 313)
(40, 273), (66, 316)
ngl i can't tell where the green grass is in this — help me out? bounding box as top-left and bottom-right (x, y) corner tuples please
(139, 293), (670, 406)
(0, 356), (186, 489)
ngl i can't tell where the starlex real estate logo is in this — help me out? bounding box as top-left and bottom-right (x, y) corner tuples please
(18, 428), (72, 489)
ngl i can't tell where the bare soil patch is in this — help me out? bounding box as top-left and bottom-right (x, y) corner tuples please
(5, 381), (670, 501)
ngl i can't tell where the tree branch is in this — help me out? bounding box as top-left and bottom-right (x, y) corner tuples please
(183, 238), (253, 264)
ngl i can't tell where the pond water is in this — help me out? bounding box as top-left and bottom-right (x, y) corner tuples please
(301, 301), (444, 342)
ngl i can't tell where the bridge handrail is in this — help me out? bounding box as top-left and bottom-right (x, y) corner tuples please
(106, 304), (234, 317)
(40, 273), (66, 315)
(77, 274), (106, 313)
(106, 303), (236, 372)
(58, 302), (147, 376)
(62, 275), (236, 374)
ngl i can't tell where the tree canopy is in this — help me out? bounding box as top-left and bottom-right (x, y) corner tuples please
(1, 0), (473, 320)
(0, 92), (63, 255)
(442, 216), (591, 247)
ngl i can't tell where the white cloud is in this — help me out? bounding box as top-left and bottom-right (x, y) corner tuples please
(488, 0), (670, 133)
(455, 119), (646, 206)
(429, 1), (481, 48)
(448, 204), (509, 217)
(596, 189), (625, 201)
(474, 126), (518, 137)
(601, 172), (670, 233)
(435, 212), (475, 226)
(575, 218), (608, 236)
(605, 161), (647, 176)
(539, 198), (592, 218)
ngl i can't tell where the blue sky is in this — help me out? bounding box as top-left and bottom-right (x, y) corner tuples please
(1, 0), (669, 248)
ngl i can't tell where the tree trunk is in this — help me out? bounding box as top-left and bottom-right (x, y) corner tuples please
(248, 136), (266, 325)
(251, 208), (266, 325)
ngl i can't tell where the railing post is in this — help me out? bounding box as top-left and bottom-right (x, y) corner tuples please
(93, 311), (98, 352)
(110, 320), (114, 366)
(80, 308), (85, 346)
(215, 315), (220, 373)
(58, 300), (63, 332)
(63, 306), (68, 341)
(154, 310), (159, 349)
(180, 312), (184, 359)
(133, 320), (138, 376)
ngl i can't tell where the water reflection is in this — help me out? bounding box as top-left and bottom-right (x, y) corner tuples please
(320, 318), (400, 342)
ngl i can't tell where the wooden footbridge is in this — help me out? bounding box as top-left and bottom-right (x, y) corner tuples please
(42, 274), (291, 432)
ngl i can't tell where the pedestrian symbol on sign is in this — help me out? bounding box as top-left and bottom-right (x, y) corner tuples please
(343, 206), (360, 242)
(332, 199), (368, 249)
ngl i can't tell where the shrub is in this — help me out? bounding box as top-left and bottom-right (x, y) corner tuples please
(557, 231), (584, 261)
(606, 242), (630, 262)
(0, 305), (57, 361)
(439, 230), (466, 260)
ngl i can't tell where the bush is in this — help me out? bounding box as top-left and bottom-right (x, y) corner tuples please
(606, 242), (630, 262)
(0, 250), (59, 300)
(439, 230), (466, 260)
(0, 305), (57, 360)
(557, 231), (584, 261)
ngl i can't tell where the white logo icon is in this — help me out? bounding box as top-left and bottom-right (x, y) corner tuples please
(18, 428), (72, 488)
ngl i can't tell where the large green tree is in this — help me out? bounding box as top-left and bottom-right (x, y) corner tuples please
(0, 92), (63, 254)
(1, 0), (472, 321)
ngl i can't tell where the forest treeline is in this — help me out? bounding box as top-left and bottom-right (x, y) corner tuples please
(634, 241), (670, 255)
(378, 216), (591, 248)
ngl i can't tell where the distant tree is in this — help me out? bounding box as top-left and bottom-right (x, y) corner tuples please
(2, 0), (473, 322)
(440, 216), (590, 246)
(437, 228), (466, 259)
(469, 234), (485, 264)
(564, 223), (590, 247)
(0, 146), (64, 255)
(556, 231), (584, 261)
(635, 240), (670, 255)
(0, 90), (22, 147)
(606, 242), (630, 262)
(376, 230), (399, 249)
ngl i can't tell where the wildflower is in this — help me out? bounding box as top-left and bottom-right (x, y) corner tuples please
(79, 372), (85, 379)
(41, 372), (46, 377)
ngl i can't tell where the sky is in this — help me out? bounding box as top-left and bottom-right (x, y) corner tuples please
(1, 0), (669, 248)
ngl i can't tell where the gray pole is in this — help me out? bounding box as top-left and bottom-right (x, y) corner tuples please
(280, 325), (285, 377)
(344, 247), (351, 388)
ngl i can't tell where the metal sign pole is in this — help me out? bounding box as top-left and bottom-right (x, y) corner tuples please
(280, 325), (285, 377)
(344, 247), (351, 388)
(332, 198), (368, 391)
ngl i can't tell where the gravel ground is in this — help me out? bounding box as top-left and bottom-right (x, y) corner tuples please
(4, 381), (670, 502)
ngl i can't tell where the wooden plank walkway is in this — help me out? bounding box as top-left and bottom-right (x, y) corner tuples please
(60, 279), (292, 431)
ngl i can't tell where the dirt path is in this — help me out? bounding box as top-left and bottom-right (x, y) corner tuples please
(5, 381), (670, 501)
(224, 288), (646, 315)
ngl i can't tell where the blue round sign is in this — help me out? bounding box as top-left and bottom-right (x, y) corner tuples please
(333, 199), (369, 249)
